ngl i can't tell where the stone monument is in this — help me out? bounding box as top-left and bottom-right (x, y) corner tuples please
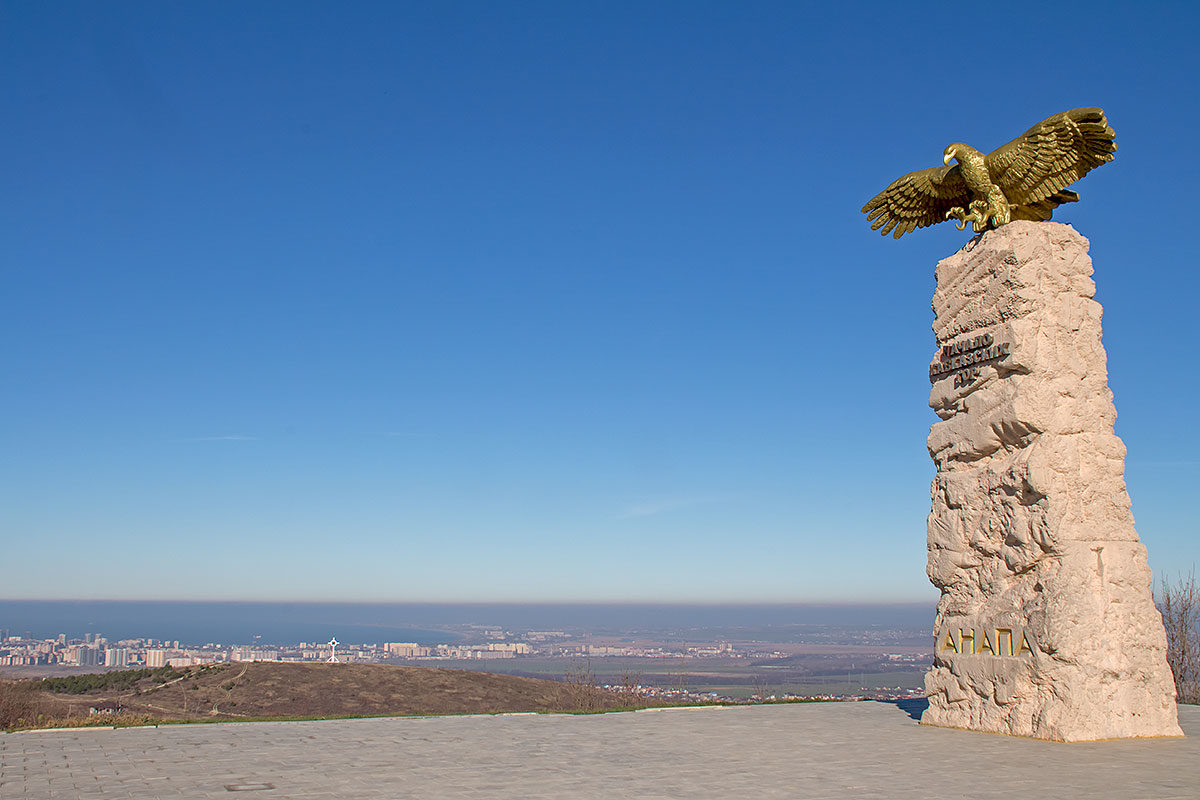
(858, 108), (1180, 740)
(920, 221), (1182, 741)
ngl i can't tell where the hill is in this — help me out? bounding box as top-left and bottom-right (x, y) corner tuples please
(1, 662), (643, 729)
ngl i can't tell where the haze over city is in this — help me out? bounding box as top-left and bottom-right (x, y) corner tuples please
(3, 2), (1198, 605)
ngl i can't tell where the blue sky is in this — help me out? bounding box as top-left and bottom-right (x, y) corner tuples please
(3, 1), (1198, 603)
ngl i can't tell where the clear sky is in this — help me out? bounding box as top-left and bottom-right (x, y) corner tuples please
(3, 1), (1197, 603)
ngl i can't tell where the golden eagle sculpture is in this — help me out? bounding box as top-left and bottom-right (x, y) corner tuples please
(862, 108), (1116, 238)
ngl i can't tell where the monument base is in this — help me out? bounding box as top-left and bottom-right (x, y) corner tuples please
(921, 222), (1181, 742)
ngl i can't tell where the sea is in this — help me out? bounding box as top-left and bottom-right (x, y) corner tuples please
(0, 600), (934, 646)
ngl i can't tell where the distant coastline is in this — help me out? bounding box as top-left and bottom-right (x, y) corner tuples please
(0, 600), (933, 645)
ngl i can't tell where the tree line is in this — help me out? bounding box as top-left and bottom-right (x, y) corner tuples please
(37, 666), (183, 694)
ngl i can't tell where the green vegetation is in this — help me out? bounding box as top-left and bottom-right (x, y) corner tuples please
(38, 666), (185, 694)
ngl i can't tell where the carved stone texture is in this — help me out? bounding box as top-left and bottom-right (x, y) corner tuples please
(922, 221), (1182, 741)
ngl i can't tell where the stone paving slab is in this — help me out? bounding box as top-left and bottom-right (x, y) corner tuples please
(2, 703), (1197, 799)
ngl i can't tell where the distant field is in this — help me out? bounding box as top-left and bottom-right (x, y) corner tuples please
(699, 673), (927, 699)
(410, 656), (926, 697)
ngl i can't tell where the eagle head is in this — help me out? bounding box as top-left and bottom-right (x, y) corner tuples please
(943, 144), (964, 166)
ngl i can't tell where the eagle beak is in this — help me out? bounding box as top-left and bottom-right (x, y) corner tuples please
(943, 151), (954, 166)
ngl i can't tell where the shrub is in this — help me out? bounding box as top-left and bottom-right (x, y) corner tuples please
(1159, 570), (1200, 705)
(0, 681), (45, 730)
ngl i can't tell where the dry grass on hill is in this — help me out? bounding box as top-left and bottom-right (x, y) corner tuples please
(1, 662), (644, 730)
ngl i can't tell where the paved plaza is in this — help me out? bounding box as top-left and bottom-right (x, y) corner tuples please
(3, 702), (1198, 799)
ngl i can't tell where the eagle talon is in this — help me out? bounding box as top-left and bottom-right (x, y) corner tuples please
(946, 205), (985, 232)
(946, 206), (971, 231)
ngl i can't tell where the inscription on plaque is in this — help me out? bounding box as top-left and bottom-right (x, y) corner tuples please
(928, 332), (1011, 387)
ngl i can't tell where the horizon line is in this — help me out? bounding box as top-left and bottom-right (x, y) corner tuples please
(0, 597), (936, 606)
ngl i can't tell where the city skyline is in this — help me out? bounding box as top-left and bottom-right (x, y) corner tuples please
(0, 622), (930, 703)
(3, 3), (1198, 603)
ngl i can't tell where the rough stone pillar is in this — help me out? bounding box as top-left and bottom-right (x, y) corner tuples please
(922, 221), (1182, 741)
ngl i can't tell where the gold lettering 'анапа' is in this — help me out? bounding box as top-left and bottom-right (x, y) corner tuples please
(939, 626), (1035, 657)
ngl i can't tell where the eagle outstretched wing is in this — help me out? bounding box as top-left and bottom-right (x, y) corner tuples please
(986, 108), (1117, 206)
(861, 165), (969, 239)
